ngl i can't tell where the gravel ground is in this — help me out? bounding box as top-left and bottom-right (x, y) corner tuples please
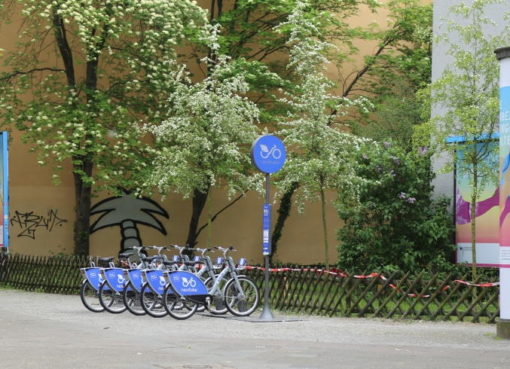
(0, 289), (509, 369)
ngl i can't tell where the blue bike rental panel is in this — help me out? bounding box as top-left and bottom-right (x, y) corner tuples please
(145, 269), (166, 294)
(104, 268), (126, 292)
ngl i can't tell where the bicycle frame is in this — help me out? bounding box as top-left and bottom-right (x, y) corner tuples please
(206, 248), (245, 297)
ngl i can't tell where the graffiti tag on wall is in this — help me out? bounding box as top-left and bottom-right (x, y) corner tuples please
(10, 209), (68, 239)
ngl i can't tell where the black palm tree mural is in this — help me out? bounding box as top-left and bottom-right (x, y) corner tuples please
(90, 195), (169, 254)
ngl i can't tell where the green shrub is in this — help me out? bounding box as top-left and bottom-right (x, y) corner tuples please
(336, 142), (455, 273)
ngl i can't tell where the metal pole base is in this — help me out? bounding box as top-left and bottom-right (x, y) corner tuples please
(259, 300), (275, 321)
(497, 319), (510, 339)
(258, 254), (275, 321)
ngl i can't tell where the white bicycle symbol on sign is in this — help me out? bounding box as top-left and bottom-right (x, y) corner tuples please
(260, 144), (282, 160)
(182, 276), (197, 288)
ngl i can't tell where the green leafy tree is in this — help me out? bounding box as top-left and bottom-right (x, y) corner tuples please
(270, 0), (435, 257)
(0, 0), (206, 255)
(337, 143), (455, 273)
(198, 0), (379, 73)
(428, 0), (508, 278)
(178, 0), (380, 250)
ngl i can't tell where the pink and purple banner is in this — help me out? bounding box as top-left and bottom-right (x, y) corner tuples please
(455, 140), (499, 266)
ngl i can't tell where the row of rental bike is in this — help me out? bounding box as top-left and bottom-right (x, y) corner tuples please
(79, 245), (260, 320)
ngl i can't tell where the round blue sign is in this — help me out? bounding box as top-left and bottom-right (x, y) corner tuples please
(251, 135), (286, 174)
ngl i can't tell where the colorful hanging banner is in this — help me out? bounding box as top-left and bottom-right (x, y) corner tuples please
(454, 139), (499, 266)
(500, 86), (510, 263)
(496, 46), (510, 321)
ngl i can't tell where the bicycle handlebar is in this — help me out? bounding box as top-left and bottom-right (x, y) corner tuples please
(167, 244), (190, 254)
(132, 244), (238, 257)
(194, 247), (213, 256)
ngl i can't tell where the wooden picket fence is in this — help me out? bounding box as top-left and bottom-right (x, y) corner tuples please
(0, 253), (500, 323)
(0, 253), (88, 294)
(245, 266), (500, 323)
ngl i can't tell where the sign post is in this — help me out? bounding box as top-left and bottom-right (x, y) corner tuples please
(495, 47), (510, 339)
(0, 132), (8, 251)
(251, 135), (286, 321)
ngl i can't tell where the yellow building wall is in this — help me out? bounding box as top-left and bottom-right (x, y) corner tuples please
(0, 1), (420, 265)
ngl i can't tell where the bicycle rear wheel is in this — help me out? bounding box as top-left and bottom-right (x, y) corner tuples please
(224, 276), (259, 317)
(163, 285), (198, 320)
(80, 280), (104, 313)
(99, 281), (127, 314)
(140, 283), (167, 318)
(204, 277), (227, 315)
(123, 281), (146, 316)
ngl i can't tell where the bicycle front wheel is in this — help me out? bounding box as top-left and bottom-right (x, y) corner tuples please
(99, 281), (127, 314)
(224, 276), (259, 317)
(140, 283), (167, 318)
(123, 281), (146, 316)
(80, 281), (104, 313)
(163, 285), (198, 320)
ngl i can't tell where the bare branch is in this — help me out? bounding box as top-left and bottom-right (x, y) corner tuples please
(210, 0), (216, 23)
(86, 6), (112, 96)
(256, 45), (287, 62)
(52, 10), (76, 87)
(0, 67), (65, 82)
(327, 37), (394, 126)
(342, 38), (392, 98)
(194, 192), (246, 238)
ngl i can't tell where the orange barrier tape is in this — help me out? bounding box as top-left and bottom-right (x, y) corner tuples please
(244, 265), (348, 277)
(245, 265), (499, 298)
(453, 280), (500, 287)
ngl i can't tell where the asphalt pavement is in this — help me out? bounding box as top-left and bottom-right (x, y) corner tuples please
(0, 289), (509, 369)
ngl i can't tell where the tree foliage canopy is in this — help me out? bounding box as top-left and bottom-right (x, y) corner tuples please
(141, 50), (268, 199)
(0, 0), (207, 189)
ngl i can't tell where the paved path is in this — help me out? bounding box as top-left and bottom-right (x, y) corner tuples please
(0, 289), (509, 369)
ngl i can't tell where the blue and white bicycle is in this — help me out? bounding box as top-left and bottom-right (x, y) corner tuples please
(80, 256), (118, 313)
(162, 246), (259, 319)
(122, 246), (171, 316)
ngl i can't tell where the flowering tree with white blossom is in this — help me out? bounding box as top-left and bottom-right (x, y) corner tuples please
(0, 0), (207, 255)
(141, 34), (273, 246)
(276, 2), (372, 265)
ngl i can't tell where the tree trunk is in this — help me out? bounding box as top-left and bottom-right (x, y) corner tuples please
(185, 187), (210, 248)
(320, 184), (330, 266)
(270, 182), (298, 263)
(470, 164), (478, 280)
(207, 195), (213, 248)
(73, 156), (93, 255)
